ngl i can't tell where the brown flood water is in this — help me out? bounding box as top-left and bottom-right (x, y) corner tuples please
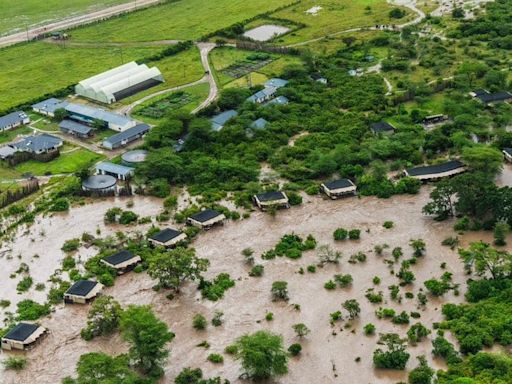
(1, 181), (512, 384)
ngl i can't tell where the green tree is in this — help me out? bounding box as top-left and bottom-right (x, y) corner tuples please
(292, 323), (310, 338)
(120, 305), (174, 378)
(373, 333), (410, 370)
(408, 355), (434, 384)
(81, 296), (122, 340)
(494, 221), (510, 246)
(63, 352), (142, 383)
(343, 299), (361, 320)
(147, 247), (209, 292)
(53, 108), (68, 122)
(459, 241), (512, 279)
(271, 281), (289, 301)
(234, 330), (288, 381)
(462, 145), (503, 179)
(422, 180), (456, 219)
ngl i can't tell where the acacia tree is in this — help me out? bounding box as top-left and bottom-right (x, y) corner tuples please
(373, 333), (410, 370)
(462, 145), (503, 179)
(80, 295), (122, 340)
(147, 247), (209, 292)
(292, 323), (310, 338)
(459, 241), (512, 279)
(120, 305), (174, 378)
(343, 299), (361, 320)
(62, 353), (141, 384)
(422, 180), (456, 219)
(235, 330), (288, 381)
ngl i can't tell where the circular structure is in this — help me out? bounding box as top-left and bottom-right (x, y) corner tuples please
(121, 150), (148, 166)
(82, 175), (117, 191)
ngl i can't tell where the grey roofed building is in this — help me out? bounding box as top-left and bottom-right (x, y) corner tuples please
(12, 133), (63, 154)
(64, 103), (136, 132)
(323, 179), (354, 190)
(150, 228), (184, 243)
(211, 110), (238, 131)
(189, 209), (222, 223)
(405, 160), (465, 179)
(102, 123), (150, 150)
(103, 250), (137, 266)
(255, 191), (287, 202)
(469, 89), (489, 98)
(0, 111), (30, 131)
(370, 121), (395, 134)
(476, 91), (512, 104)
(3, 323), (39, 342)
(32, 98), (69, 116)
(59, 119), (92, 137)
(65, 280), (99, 297)
(265, 78), (289, 89)
(96, 161), (134, 180)
(267, 96), (289, 106)
(251, 118), (269, 129)
(0, 145), (16, 159)
(247, 87), (277, 103)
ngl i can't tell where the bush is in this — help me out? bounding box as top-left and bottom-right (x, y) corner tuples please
(3, 356), (27, 371)
(348, 229), (361, 240)
(373, 333), (409, 370)
(211, 311), (223, 327)
(307, 265), (316, 273)
(193, 314), (207, 330)
(287, 191), (303, 206)
(265, 312), (274, 321)
(119, 211), (138, 225)
(49, 197), (69, 212)
(16, 299), (50, 320)
(392, 311), (410, 324)
(249, 264), (264, 277)
(333, 228), (348, 240)
(324, 280), (336, 290)
(407, 323), (430, 344)
(200, 273), (235, 301)
(364, 323), (376, 335)
(207, 353), (224, 364)
(16, 276), (33, 293)
(334, 274), (353, 288)
(271, 281), (289, 301)
(288, 343), (302, 356)
(61, 238), (80, 252)
(383, 221), (394, 229)
(225, 344), (238, 354)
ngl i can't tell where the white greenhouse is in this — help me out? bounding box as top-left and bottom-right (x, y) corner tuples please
(75, 62), (164, 104)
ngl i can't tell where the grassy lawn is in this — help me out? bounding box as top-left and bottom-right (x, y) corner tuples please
(30, 117), (60, 131)
(14, 149), (104, 176)
(133, 83), (210, 125)
(225, 73), (269, 89)
(272, 0), (414, 45)
(0, 42), (162, 112)
(113, 46), (205, 106)
(0, 164), (22, 181)
(69, 0), (293, 42)
(0, 126), (33, 145)
(0, 0), (127, 36)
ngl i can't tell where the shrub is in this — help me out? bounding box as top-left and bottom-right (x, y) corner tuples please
(211, 311), (223, 327)
(16, 299), (50, 320)
(119, 211), (138, 225)
(225, 344), (238, 354)
(383, 221), (394, 229)
(265, 312), (274, 321)
(288, 343), (302, 356)
(207, 353), (224, 364)
(61, 238), (80, 253)
(334, 274), (353, 288)
(373, 333), (410, 370)
(364, 323), (376, 335)
(49, 198), (69, 212)
(292, 323), (310, 338)
(348, 229), (361, 240)
(62, 256), (76, 270)
(193, 314), (207, 330)
(0, 299), (11, 308)
(365, 289), (383, 304)
(407, 323), (430, 344)
(307, 265), (316, 273)
(408, 356), (434, 384)
(271, 281), (289, 301)
(324, 280), (336, 290)
(3, 356), (27, 371)
(376, 307), (396, 319)
(373, 276), (381, 285)
(349, 252), (367, 264)
(287, 191), (303, 206)
(333, 228), (348, 240)
(200, 273), (235, 301)
(16, 276), (33, 293)
(392, 311), (410, 324)
(330, 311), (342, 324)
(249, 264), (264, 277)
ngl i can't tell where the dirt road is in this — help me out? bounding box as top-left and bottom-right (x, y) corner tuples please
(0, 0), (164, 48)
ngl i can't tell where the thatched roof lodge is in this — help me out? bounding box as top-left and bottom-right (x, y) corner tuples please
(101, 250), (141, 274)
(187, 209), (226, 229)
(64, 280), (103, 304)
(404, 160), (466, 181)
(321, 179), (357, 199)
(149, 228), (187, 248)
(253, 191), (289, 210)
(1, 323), (47, 351)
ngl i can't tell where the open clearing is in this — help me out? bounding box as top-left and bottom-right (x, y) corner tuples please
(0, 0), (128, 36)
(2, 175), (511, 383)
(69, 0), (293, 43)
(273, 0), (414, 45)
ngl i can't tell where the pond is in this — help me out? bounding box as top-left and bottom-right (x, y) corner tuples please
(243, 24), (290, 42)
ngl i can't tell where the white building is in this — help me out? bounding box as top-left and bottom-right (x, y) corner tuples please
(75, 62), (164, 104)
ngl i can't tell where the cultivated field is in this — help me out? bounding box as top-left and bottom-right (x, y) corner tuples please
(0, 0), (128, 36)
(69, 0), (294, 43)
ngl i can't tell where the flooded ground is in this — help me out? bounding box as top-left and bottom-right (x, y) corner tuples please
(243, 25), (291, 42)
(0, 196), (164, 328)
(3, 180), (511, 384)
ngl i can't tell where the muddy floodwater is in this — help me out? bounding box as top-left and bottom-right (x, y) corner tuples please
(243, 25), (290, 41)
(1, 181), (511, 384)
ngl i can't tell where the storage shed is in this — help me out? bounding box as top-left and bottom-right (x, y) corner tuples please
(1, 323), (47, 351)
(321, 179), (357, 199)
(149, 228), (187, 248)
(253, 191), (289, 210)
(64, 280), (103, 304)
(187, 209), (226, 229)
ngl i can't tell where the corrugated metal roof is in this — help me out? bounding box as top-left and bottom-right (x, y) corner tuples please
(59, 119), (92, 135)
(96, 161), (134, 177)
(265, 78), (289, 88)
(251, 118), (268, 129)
(65, 103), (134, 127)
(32, 98), (69, 114)
(211, 110), (238, 131)
(3, 323), (40, 342)
(103, 123), (150, 146)
(65, 280), (98, 297)
(12, 134), (62, 153)
(0, 111), (28, 129)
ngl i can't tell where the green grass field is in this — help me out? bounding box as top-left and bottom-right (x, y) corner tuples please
(14, 148), (104, 176)
(69, 0), (293, 42)
(0, 126), (33, 145)
(273, 0), (413, 45)
(0, 0), (128, 36)
(0, 42), (163, 112)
